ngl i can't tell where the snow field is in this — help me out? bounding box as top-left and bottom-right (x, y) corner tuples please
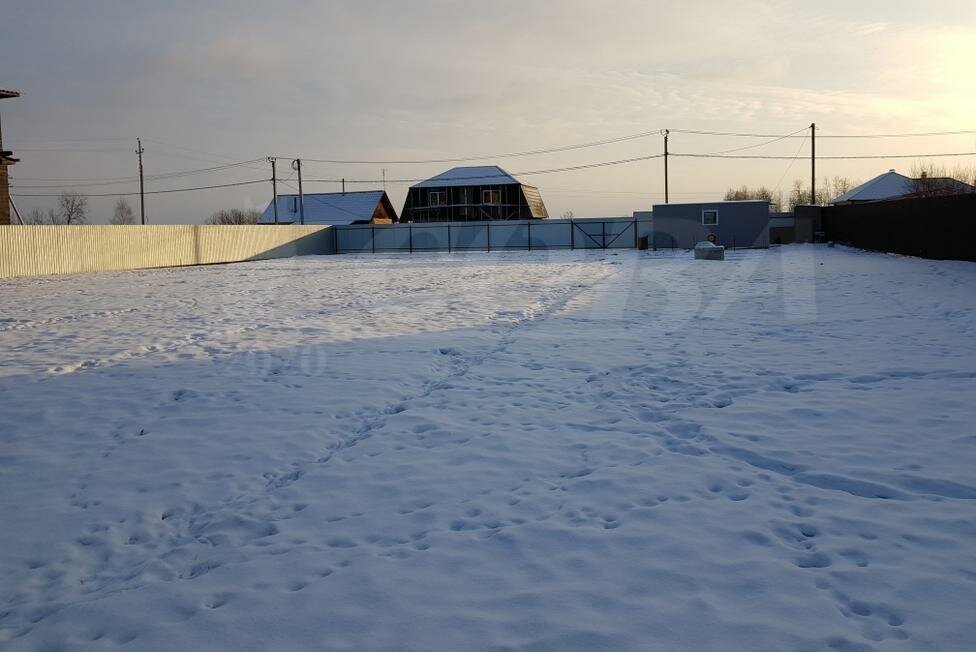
(1, 246), (975, 651)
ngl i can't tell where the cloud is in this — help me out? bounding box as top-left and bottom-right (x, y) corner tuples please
(160, 33), (289, 82)
(6, 0), (976, 223)
(854, 22), (889, 36)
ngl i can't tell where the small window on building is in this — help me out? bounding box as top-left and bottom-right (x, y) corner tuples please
(429, 191), (446, 207)
(702, 210), (719, 226)
(482, 189), (501, 204)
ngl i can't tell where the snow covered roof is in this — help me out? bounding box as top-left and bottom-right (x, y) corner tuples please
(831, 171), (913, 203)
(259, 191), (391, 225)
(412, 166), (522, 188)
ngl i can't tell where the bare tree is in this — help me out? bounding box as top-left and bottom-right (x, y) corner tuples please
(785, 176), (858, 210)
(956, 165), (976, 187)
(42, 192), (89, 225)
(723, 185), (783, 211)
(207, 208), (261, 225)
(26, 207), (47, 225)
(909, 162), (976, 196)
(827, 176), (857, 200)
(110, 198), (135, 225)
(786, 179), (806, 211)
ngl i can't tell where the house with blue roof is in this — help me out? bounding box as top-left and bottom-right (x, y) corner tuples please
(259, 190), (397, 225)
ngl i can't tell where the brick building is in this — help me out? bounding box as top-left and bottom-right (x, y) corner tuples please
(1, 88), (21, 225)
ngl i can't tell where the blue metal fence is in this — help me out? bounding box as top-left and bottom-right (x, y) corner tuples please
(332, 218), (651, 254)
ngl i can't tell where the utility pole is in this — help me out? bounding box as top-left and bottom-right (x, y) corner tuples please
(662, 129), (670, 204)
(810, 123), (816, 205)
(136, 138), (146, 224)
(293, 158), (305, 224)
(270, 157), (278, 224)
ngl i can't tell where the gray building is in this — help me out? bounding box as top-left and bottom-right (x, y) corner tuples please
(651, 200), (771, 249)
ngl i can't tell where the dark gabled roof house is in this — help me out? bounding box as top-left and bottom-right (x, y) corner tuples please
(401, 165), (549, 222)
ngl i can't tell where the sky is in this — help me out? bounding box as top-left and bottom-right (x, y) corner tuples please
(2, 0), (976, 223)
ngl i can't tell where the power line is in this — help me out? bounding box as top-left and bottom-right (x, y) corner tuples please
(773, 134), (810, 192)
(671, 128), (976, 139)
(8, 137), (135, 145)
(11, 178), (269, 198)
(14, 147), (133, 153)
(673, 151), (976, 160)
(10, 173), (141, 182)
(276, 127), (976, 164)
(142, 139), (270, 172)
(546, 189), (722, 196)
(10, 158), (267, 188)
(299, 154), (666, 185)
(276, 146), (976, 186)
(817, 130), (976, 139)
(517, 155), (665, 177)
(10, 130), (976, 199)
(11, 126), (976, 186)
(700, 126), (809, 155)
(142, 138), (253, 162)
(275, 130), (665, 165)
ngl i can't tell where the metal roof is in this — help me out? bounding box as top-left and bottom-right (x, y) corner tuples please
(412, 166), (521, 188)
(259, 191), (389, 225)
(913, 177), (976, 193)
(831, 171), (913, 203)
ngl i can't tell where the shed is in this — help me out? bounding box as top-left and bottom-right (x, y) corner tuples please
(401, 166), (548, 222)
(259, 190), (397, 225)
(651, 200), (771, 249)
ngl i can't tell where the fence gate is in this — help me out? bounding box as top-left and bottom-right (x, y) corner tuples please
(571, 220), (636, 249)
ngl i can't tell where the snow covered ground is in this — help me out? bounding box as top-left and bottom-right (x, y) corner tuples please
(1, 246), (975, 651)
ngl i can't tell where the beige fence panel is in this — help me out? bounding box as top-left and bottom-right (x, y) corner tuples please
(0, 225), (334, 279)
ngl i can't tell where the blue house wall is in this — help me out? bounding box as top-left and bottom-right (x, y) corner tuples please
(650, 201), (771, 249)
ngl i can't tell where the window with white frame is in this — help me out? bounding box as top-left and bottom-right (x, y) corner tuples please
(482, 189), (501, 204)
(702, 209), (719, 226)
(429, 191), (447, 207)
